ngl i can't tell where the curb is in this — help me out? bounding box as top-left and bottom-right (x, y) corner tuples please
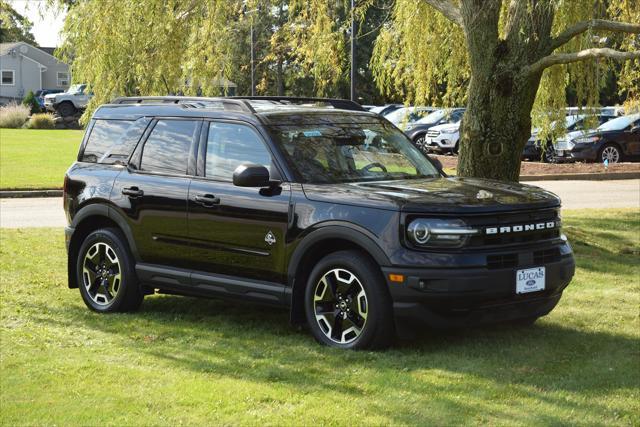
(0, 189), (63, 198)
(519, 172), (640, 181)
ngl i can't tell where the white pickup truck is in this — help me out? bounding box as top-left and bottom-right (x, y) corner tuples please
(44, 84), (92, 116)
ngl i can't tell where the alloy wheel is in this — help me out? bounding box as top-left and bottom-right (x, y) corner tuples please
(313, 268), (368, 344)
(82, 242), (122, 306)
(601, 146), (620, 163)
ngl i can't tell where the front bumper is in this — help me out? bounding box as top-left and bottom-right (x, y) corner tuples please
(382, 250), (575, 329)
(44, 100), (56, 112)
(558, 143), (599, 161)
(424, 134), (458, 152)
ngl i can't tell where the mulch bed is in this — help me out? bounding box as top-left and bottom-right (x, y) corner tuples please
(432, 154), (640, 175)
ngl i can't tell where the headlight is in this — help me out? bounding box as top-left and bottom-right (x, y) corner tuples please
(407, 218), (480, 248)
(573, 136), (600, 144)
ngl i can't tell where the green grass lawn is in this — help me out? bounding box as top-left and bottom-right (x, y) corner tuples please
(0, 128), (83, 190)
(1, 209), (638, 425)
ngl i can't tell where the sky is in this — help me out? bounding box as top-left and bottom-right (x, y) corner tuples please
(9, 0), (67, 47)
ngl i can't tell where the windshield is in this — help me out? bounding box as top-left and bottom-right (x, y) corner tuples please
(67, 84), (85, 95)
(384, 107), (431, 124)
(267, 120), (440, 184)
(598, 114), (639, 131)
(415, 109), (446, 125)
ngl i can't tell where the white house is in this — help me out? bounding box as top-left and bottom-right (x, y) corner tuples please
(0, 42), (71, 103)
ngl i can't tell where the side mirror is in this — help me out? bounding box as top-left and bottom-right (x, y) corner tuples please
(233, 164), (277, 187)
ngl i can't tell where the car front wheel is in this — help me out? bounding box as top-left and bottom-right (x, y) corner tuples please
(57, 101), (76, 117)
(76, 228), (143, 312)
(304, 250), (394, 349)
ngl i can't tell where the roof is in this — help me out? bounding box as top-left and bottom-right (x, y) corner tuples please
(0, 42), (64, 64)
(0, 42), (20, 56)
(94, 96), (380, 125)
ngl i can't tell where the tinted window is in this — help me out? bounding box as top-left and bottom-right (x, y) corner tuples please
(82, 120), (134, 163)
(205, 122), (272, 181)
(140, 120), (197, 174)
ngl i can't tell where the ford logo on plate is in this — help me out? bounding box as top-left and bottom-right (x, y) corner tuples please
(526, 280), (536, 286)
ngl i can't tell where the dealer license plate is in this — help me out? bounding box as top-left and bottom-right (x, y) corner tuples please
(516, 267), (545, 294)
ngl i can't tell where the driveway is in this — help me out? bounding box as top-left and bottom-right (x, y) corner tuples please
(1, 179), (638, 228)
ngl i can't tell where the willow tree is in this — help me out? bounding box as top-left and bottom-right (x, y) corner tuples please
(372, 0), (640, 181)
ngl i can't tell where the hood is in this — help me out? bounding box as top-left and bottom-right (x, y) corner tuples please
(44, 93), (60, 100)
(430, 122), (460, 132)
(302, 177), (560, 214)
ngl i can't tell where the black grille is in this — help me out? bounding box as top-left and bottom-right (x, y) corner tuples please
(534, 248), (561, 264)
(487, 254), (519, 269)
(466, 208), (561, 248)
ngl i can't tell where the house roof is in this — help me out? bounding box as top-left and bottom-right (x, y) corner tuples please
(0, 42), (64, 64)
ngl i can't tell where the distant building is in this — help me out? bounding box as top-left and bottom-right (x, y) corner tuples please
(0, 42), (71, 103)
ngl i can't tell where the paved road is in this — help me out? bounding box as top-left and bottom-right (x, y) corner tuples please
(1, 179), (638, 228)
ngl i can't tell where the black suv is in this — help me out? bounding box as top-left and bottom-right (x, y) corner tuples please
(64, 96), (575, 349)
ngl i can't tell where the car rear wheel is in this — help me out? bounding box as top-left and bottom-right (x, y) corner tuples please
(304, 250), (394, 349)
(600, 144), (621, 164)
(76, 228), (143, 312)
(57, 101), (76, 117)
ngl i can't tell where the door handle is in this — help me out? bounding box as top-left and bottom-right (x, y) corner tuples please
(194, 193), (220, 206)
(122, 186), (144, 198)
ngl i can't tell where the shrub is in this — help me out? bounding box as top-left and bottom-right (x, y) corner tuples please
(22, 90), (41, 114)
(0, 103), (30, 128)
(26, 113), (55, 129)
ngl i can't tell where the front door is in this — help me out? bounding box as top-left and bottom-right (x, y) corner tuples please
(187, 120), (291, 284)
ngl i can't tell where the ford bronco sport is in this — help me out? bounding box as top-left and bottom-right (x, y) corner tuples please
(64, 96), (575, 349)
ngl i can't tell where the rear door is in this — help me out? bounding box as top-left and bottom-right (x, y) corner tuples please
(111, 118), (201, 270)
(187, 120), (291, 285)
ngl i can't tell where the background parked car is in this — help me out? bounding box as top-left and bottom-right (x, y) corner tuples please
(422, 120), (462, 154)
(44, 84), (92, 116)
(560, 114), (640, 163)
(369, 104), (402, 116)
(34, 89), (64, 109)
(523, 114), (616, 162)
(405, 108), (465, 147)
(384, 106), (437, 130)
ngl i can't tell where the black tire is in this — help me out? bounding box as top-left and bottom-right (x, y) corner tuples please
(599, 143), (622, 164)
(304, 250), (395, 349)
(453, 141), (459, 155)
(76, 227), (143, 312)
(56, 101), (76, 117)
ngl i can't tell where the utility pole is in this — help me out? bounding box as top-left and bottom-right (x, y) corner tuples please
(250, 19), (255, 96)
(350, 0), (356, 102)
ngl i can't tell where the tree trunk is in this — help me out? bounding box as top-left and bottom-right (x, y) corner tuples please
(456, 0), (546, 182)
(457, 71), (542, 182)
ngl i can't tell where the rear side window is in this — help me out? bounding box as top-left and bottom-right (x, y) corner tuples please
(140, 119), (198, 174)
(82, 119), (136, 163)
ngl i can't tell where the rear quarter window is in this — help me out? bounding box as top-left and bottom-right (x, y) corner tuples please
(81, 118), (149, 164)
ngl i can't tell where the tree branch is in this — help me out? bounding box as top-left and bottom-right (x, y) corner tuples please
(422, 0), (463, 27)
(524, 48), (640, 76)
(550, 19), (640, 52)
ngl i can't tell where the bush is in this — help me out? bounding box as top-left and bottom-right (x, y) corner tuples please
(22, 90), (41, 114)
(0, 103), (30, 128)
(26, 113), (55, 129)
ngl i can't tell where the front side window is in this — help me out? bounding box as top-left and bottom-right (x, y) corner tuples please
(1, 70), (14, 85)
(82, 120), (134, 163)
(205, 122), (272, 181)
(267, 119), (440, 184)
(140, 120), (197, 174)
(57, 72), (69, 87)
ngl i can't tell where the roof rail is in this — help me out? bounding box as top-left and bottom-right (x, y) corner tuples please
(110, 96), (255, 113)
(230, 96), (365, 112)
